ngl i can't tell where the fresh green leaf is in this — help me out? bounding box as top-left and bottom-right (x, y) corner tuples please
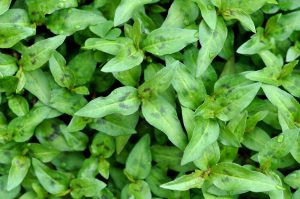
(142, 27), (198, 56)
(197, 17), (227, 76)
(20, 35), (66, 71)
(7, 156), (30, 191)
(142, 95), (187, 150)
(182, 118), (219, 165)
(46, 8), (106, 35)
(70, 178), (106, 198)
(76, 86), (140, 118)
(161, 170), (204, 191)
(32, 158), (71, 195)
(0, 9), (36, 48)
(210, 162), (280, 194)
(124, 134), (152, 180)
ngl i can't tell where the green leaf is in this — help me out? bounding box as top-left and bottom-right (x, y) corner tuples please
(286, 42), (300, 62)
(8, 105), (52, 142)
(77, 157), (98, 178)
(282, 73), (300, 98)
(145, 166), (172, 198)
(49, 88), (87, 115)
(98, 158), (110, 179)
(101, 45), (144, 73)
(284, 170), (300, 189)
(25, 0), (78, 22)
(258, 50), (283, 68)
(262, 84), (300, 119)
(215, 83), (260, 121)
(278, 0), (300, 11)
(193, 142), (220, 171)
(35, 119), (73, 152)
(222, 9), (256, 32)
(181, 118), (219, 165)
(89, 20), (114, 37)
(32, 158), (71, 195)
(24, 70), (50, 104)
(142, 95), (187, 150)
(89, 113), (138, 136)
(0, 0), (11, 15)
(0, 9), (36, 48)
(7, 156), (31, 191)
(220, 0), (272, 14)
(162, 0), (199, 28)
(243, 66), (281, 85)
(237, 28), (269, 55)
(77, 86), (140, 118)
(193, 0), (217, 29)
(90, 132), (115, 157)
(46, 8), (106, 35)
(49, 51), (75, 89)
(242, 127), (271, 151)
(172, 62), (206, 110)
(0, 176), (20, 199)
(0, 76), (18, 93)
(27, 143), (60, 163)
(20, 35), (66, 71)
(258, 129), (299, 167)
(83, 37), (128, 55)
(8, 95), (29, 117)
(114, 0), (158, 26)
(124, 134), (152, 180)
(142, 27), (198, 56)
(70, 178), (106, 198)
(210, 162), (280, 194)
(127, 180), (152, 199)
(0, 53), (17, 77)
(197, 17), (227, 76)
(67, 51), (97, 86)
(138, 63), (175, 100)
(292, 189), (300, 199)
(161, 170), (204, 191)
(279, 60), (299, 79)
(60, 127), (88, 151)
(113, 64), (141, 87)
(182, 106), (195, 139)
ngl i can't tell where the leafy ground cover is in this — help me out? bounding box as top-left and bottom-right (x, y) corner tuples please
(1, 0), (300, 198)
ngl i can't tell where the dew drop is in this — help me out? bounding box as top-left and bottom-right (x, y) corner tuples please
(277, 134), (284, 143)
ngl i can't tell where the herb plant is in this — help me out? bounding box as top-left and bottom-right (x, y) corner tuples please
(0, 0), (300, 198)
